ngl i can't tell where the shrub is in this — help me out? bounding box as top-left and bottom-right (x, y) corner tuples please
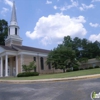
(88, 66), (94, 69)
(17, 72), (39, 77)
(79, 68), (84, 70)
(22, 61), (36, 72)
(73, 66), (79, 71)
(67, 69), (72, 72)
(95, 66), (99, 68)
(85, 67), (89, 70)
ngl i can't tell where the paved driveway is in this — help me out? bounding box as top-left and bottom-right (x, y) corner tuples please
(0, 78), (100, 100)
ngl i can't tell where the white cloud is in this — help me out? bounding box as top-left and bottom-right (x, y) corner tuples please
(79, 7), (84, 11)
(26, 13), (87, 45)
(92, 0), (100, 2)
(53, 5), (57, 10)
(53, 0), (78, 11)
(4, 0), (13, 7)
(89, 22), (100, 27)
(68, 0), (78, 9)
(46, 0), (52, 4)
(89, 33), (100, 42)
(60, 6), (66, 11)
(79, 4), (94, 11)
(1, 7), (9, 16)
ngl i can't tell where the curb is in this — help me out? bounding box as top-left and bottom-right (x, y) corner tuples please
(0, 74), (100, 83)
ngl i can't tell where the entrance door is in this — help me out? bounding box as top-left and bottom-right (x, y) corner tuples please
(13, 67), (16, 76)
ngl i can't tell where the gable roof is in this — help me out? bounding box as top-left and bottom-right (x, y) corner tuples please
(12, 45), (50, 53)
(0, 45), (17, 51)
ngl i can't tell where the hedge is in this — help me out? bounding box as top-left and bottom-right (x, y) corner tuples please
(79, 68), (84, 70)
(67, 69), (72, 72)
(95, 66), (99, 68)
(88, 66), (94, 69)
(73, 66), (79, 71)
(17, 72), (39, 77)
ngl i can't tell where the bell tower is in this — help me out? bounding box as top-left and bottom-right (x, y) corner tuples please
(5, 1), (22, 46)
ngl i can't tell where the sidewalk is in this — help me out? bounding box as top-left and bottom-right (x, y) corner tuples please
(0, 74), (100, 83)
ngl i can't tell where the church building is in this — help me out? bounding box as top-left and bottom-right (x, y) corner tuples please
(0, 2), (60, 77)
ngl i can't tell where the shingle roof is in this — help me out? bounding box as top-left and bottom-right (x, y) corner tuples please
(12, 45), (50, 53)
(0, 45), (17, 51)
(0, 45), (51, 53)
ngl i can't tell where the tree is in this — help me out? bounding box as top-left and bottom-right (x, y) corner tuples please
(47, 35), (100, 73)
(78, 57), (88, 63)
(0, 19), (8, 45)
(72, 37), (82, 59)
(81, 40), (100, 59)
(22, 61), (36, 72)
(47, 46), (79, 72)
(73, 38), (100, 59)
(62, 36), (73, 48)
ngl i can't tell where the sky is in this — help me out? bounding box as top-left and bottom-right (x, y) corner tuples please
(0, 0), (100, 50)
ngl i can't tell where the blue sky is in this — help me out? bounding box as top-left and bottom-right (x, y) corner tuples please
(0, 0), (100, 50)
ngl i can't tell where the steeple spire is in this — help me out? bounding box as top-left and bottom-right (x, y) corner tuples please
(5, 1), (22, 46)
(10, 1), (17, 25)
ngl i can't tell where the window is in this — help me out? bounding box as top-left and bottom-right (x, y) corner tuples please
(15, 28), (17, 35)
(8, 58), (10, 62)
(13, 57), (15, 61)
(48, 63), (51, 69)
(40, 57), (44, 70)
(33, 57), (36, 62)
(3, 60), (5, 64)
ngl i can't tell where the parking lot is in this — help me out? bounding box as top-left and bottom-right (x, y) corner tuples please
(0, 78), (100, 100)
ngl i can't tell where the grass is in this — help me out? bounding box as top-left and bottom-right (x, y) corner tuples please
(0, 68), (100, 80)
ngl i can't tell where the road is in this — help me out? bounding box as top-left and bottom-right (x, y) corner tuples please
(0, 78), (100, 100)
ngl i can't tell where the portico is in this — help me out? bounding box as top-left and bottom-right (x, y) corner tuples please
(0, 52), (18, 77)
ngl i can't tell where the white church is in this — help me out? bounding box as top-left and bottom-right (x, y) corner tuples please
(0, 1), (62, 77)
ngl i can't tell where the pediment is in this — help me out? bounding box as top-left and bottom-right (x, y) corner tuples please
(0, 47), (5, 53)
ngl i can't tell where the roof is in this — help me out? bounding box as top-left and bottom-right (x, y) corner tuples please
(0, 45), (51, 53)
(12, 45), (50, 53)
(0, 45), (17, 51)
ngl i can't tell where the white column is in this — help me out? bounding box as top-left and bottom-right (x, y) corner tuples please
(21, 54), (23, 72)
(16, 55), (18, 76)
(5, 55), (8, 77)
(0, 57), (3, 77)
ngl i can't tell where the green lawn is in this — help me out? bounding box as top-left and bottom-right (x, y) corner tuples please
(1, 68), (100, 80)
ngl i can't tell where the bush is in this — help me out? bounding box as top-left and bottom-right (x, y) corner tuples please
(67, 69), (72, 72)
(22, 61), (36, 72)
(85, 67), (89, 70)
(95, 66), (99, 68)
(79, 68), (84, 70)
(88, 66), (94, 69)
(73, 66), (79, 71)
(17, 72), (39, 77)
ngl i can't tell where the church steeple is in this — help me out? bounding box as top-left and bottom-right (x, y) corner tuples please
(10, 1), (17, 25)
(5, 1), (22, 46)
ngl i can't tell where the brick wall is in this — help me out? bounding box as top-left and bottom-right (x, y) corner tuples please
(22, 54), (58, 74)
(18, 55), (21, 73)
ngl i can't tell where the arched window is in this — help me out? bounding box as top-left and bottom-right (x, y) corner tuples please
(15, 28), (17, 35)
(40, 57), (44, 70)
(33, 57), (36, 62)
